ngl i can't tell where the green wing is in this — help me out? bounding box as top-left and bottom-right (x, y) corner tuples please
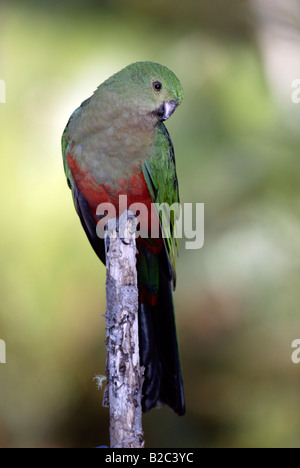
(142, 122), (180, 288)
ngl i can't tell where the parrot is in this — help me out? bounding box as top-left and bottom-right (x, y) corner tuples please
(62, 61), (185, 415)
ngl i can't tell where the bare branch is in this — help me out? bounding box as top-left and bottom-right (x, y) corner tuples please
(102, 212), (144, 448)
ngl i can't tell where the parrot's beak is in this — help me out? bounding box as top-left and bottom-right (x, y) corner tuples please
(162, 101), (179, 121)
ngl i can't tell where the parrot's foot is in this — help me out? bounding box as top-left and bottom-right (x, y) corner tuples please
(117, 211), (137, 245)
(104, 211), (137, 249)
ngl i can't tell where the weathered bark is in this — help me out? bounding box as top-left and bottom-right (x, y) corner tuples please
(102, 213), (145, 448)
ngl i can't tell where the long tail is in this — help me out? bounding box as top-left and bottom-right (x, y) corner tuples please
(137, 244), (185, 415)
(70, 184), (184, 413)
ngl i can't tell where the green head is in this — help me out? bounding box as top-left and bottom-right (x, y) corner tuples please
(102, 61), (184, 123)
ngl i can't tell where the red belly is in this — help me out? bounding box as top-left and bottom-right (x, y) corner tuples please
(68, 154), (151, 209)
(67, 154), (161, 244)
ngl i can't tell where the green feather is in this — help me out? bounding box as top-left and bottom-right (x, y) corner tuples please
(143, 122), (180, 288)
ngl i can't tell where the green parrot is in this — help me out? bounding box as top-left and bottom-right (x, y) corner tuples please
(62, 61), (185, 415)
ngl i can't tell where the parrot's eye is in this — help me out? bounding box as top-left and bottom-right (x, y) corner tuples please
(153, 81), (163, 92)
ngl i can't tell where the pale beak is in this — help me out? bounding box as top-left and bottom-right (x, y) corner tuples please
(162, 101), (179, 121)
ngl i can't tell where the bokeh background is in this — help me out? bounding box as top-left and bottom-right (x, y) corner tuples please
(1, 0), (300, 448)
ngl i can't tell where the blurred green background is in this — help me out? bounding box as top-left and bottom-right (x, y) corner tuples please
(1, 0), (300, 448)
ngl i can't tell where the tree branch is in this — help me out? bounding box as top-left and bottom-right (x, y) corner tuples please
(102, 212), (145, 448)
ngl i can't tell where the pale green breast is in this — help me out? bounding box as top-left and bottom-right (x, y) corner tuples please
(65, 88), (157, 189)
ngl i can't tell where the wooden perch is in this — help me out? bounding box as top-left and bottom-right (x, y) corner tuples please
(102, 212), (145, 448)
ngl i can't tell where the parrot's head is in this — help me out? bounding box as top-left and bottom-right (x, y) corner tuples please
(103, 61), (184, 124)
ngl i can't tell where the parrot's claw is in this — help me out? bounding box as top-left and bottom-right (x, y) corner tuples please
(115, 217), (131, 245)
(104, 211), (137, 246)
(118, 211), (137, 245)
(120, 237), (130, 246)
(125, 212), (137, 221)
(104, 223), (111, 252)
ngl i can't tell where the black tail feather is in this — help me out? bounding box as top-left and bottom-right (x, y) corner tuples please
(139, 252), (185, 416)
